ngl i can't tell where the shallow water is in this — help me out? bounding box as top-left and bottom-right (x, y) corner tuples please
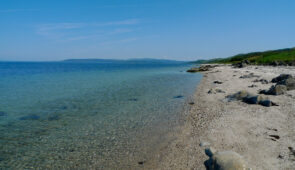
(0, 61), (202, 169)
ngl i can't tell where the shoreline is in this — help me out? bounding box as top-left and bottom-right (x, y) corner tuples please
(155, 64), (295, 169)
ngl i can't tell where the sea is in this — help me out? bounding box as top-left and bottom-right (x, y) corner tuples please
(0, 60), (202, 169)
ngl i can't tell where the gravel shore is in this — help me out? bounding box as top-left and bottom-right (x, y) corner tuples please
(156, 65), (295, 170)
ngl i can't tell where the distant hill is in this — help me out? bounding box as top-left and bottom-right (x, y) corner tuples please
(63, 58), (186, 64)
(193, 47), (295, 65)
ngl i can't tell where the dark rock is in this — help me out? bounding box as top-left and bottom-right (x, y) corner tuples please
(213, 81), (223, 84)
(259, 99), (272, 107)
(138, 161), (145, 165)
(277, 77), (295, 90)
(269, 135), (280, 140)
(215, 89), (225, 93)
(208, 89), (225, 94)
(248, 84), (258, 88)
(271, 74), (293, 83)
(243, 95), (261, 104)
(233, 62), (247, 68)
(20, 114), (40, 120)
(189, 102), (195, 105)
(278, 154), (284, 159)
(260, 85), (287, 95)
(270, 61), (279, 66)
(173, 95), (184, 99)
(229, 91), (275, 107)
(253, 79), (268, 84)
(288, 147), (295, 156)
(0, 111), (7, 116)
(244, 60), (251, 64)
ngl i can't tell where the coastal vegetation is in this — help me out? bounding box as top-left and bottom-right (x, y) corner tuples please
(193, 47), (295, 65)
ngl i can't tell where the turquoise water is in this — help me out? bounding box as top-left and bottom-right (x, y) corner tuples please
(0, 61), (202, 169)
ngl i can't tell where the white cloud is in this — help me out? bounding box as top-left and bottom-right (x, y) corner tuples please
(36, 19), (140, 42)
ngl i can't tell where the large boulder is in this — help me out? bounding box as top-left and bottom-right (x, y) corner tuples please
(260, 84), (287, 95)
(204, 148), (251, 170)
(277, 77), (295, 90)
(231, 90), (251, 100)
(229, 91), (276, 107)
(271, 74), (293, 83)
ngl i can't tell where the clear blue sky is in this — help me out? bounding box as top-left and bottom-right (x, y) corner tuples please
(1, 0), (295, 61)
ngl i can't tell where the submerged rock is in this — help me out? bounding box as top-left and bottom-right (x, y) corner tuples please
(173, 95), (184, 99)
(204, 148), (251, 170)
(0, 111), (7, 116)
(19, 114), (40, 120)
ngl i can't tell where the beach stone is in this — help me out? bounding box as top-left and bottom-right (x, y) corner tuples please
(259, 99), (272, 107)
(268, 85), (287, 95)
(239, 73), (259, 79)
(253, 79), (268, 84)
(248, 84), (257, 88)
(243, 95), (262, 104)
(231, 90), (252, 100)
(271, 74), (293, 83)
(19, 114), (40, 120)
(233, 62), (247, 68)
(205, 150), (249, 170)
(205, 147), (216, 158)
(277, 77), (295, 90)
(216, 89), (225, 93)
(214, 81), (223, 84)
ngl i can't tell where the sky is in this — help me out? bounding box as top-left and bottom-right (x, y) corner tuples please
(0, 0), (295, 61)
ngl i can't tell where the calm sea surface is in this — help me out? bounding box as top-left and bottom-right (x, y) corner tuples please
(0, 61), (202, 169)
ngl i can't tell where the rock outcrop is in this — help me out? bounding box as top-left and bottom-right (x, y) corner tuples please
(229, 90), (277, 107)
(187, 65), (217, 73)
